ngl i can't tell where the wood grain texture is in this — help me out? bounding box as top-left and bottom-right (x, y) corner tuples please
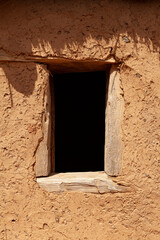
(37, 172), (130, 193)
(105, 66), (124, 176)
(36, 74), (51, 177)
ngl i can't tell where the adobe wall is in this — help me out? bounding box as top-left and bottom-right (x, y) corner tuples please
(0, 0), (160, 239)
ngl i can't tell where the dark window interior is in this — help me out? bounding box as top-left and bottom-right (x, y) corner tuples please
(53, 71), (107, 172)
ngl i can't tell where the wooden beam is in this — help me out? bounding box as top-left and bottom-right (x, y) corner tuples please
(35, 75), (52, 177)
(37, 172), (130, 193)
(105, 66), (124, 176)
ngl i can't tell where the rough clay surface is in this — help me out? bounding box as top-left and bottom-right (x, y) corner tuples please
(0, 0), (160, 239)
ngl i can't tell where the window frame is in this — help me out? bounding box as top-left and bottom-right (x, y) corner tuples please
(35, 64), (125, 193)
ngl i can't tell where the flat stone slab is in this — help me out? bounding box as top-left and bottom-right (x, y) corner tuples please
(37, 172), (130, 193)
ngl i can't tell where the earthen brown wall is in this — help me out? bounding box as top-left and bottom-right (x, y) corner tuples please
(0, 0), (160, 239)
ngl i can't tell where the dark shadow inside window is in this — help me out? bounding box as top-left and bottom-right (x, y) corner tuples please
(53, 71), (108, 172)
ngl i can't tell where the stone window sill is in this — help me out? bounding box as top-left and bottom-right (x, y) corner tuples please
(37, 171), (129, 193)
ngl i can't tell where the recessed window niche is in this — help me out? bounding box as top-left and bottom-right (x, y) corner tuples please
(54, 71), (107, 173)
(36, 61), (125, 193)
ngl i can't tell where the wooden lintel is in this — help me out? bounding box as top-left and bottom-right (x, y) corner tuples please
(0, 55), (116, 64)
(0, 55), (117, 73)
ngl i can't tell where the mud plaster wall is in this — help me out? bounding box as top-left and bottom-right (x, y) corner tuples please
(0, 0), (160, 239)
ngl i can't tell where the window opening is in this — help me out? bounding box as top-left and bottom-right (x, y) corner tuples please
(36, 64), (126, 193)
(53, 71), (108, 172)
